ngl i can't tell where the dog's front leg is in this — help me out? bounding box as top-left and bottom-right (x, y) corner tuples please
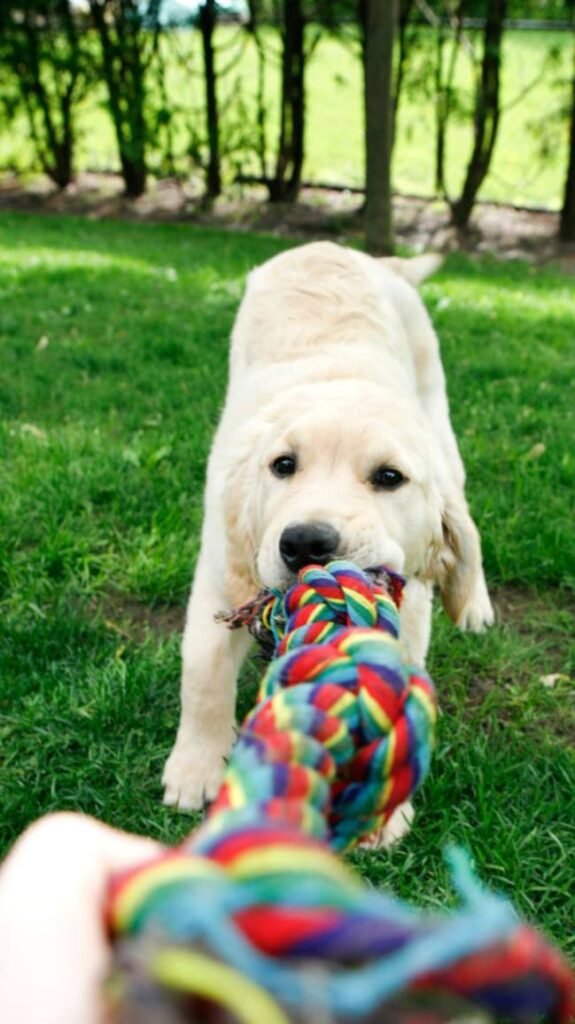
(162, 555), (251, 811)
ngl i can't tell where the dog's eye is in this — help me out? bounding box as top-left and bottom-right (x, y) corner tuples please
(370, 466), (406, 491)
(271, 455), (297, 478)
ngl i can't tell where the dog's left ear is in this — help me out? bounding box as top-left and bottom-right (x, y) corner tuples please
(221, 420), (263, 601)
(430, 487), (490, 629)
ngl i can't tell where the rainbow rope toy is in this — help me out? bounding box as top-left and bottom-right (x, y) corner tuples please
(107, 561), (574, 1024)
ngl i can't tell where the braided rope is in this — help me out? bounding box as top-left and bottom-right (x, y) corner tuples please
(107, 562), (574, 1024)
(212, 562), (435, 851)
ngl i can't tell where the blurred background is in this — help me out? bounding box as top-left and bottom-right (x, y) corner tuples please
(0, 0), (573, 253)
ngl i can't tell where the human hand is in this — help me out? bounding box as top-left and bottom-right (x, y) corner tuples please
(0, 812), (163, 1024)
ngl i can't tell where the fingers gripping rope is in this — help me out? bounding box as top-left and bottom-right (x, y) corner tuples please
(107, 562), (575, 1024)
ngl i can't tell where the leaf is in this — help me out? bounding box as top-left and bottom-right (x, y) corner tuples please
(539, 673), (570, 689)
(122, 447), (141, 467)
(147, 445), (172, 468)
(20, 423), (48, 441)
(525, 442), (545, 461)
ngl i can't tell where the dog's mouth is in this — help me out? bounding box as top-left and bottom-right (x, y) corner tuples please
(263, 560), (397, 591)
(217, 561), (406, 652)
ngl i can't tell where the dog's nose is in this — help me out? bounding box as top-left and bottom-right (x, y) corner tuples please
(279, 523), (340, 573)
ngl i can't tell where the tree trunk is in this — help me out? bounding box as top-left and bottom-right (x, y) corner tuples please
(50, 86), (75, 188)
(120, 155), (147, 199)
(268, 0), (305, 203)
(364, 0), (397, 255)
(559, 49), (575, 242)
(393, 0), (415, 136)
(435, 5), (463, 197)
(50, 143), (74, 189)
(246, 0), (269, 180)
(12, 3), (78, 190)
(434, 20), (446, 195)
(199, 0), (221, 199)
(451, 0), (507, 229)
(89, 0), (148, 199)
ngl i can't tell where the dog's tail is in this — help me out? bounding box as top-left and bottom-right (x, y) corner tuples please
(382, 253), (443, 287)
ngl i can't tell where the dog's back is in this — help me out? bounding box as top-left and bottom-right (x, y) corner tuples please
(227, 242), (445, 434)
(230, 242), (416, 370)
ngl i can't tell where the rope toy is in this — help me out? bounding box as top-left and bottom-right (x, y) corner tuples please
(107, 561), (574, 1024)
(213, 562), (434, 850)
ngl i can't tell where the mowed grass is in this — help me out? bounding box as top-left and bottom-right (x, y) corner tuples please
(0, 213), (574, 962)
(0, 28), (572, 208)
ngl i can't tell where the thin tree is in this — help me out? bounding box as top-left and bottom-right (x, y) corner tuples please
(393, 0), (416, 133)
(268, 0), (306, 202)
(450, 0), (507, 229)
(198, 0), (221, 199)
(242, 0), (355, 202)
(559, 43), (575, 241)
(434, 1), (465, 197)
(88, 0), (163, 198)
(245, 0), (269, 182)
(364, 0), (398, 254)
(0, 0), (85, 189)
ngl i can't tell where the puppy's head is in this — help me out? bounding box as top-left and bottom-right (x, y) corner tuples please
(222, 380), (484, 626)
(222, 382), (427, 581)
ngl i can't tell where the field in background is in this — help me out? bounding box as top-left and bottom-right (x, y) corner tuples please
(0, 213), (573, 959)
(0, 28), (572, 209)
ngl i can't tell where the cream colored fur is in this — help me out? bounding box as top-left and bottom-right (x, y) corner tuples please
(163, 242), (493, 829)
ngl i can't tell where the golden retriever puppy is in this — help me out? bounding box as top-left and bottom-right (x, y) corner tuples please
(163, 242), (493, 827)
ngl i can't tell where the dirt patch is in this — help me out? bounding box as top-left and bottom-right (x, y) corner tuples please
(93, 580), (574, 646)
(94, 593), (186, 643)
(2, 170), (574, 269)
(492, 583), (575, 636)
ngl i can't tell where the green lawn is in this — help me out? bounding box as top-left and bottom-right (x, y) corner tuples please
(0, 213), (573, 964)
(0, 27), (572, 209)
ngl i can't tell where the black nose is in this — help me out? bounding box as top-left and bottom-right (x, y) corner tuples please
(279, 522), (340, 573)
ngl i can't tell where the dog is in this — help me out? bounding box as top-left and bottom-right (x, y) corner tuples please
(162, 242), (493, 836)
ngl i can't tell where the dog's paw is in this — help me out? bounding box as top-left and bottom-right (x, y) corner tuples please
(456, 576), (495, 633)
(162, 733), (231, 812)
(360, 801), (414, 850)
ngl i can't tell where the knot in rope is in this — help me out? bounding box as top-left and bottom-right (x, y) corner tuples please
(259, 562), (404, 653)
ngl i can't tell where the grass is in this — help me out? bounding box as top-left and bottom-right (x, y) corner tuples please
(0, 212), (574, 966)
(0, 27), (572, 209)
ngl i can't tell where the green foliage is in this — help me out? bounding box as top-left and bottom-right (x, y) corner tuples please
(420, 0), (571, 18)
(87, 0), (167, 196)
(0, 213), (573, 957)
(0, 26), (570, 209)
(0, 0), (89, 187)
